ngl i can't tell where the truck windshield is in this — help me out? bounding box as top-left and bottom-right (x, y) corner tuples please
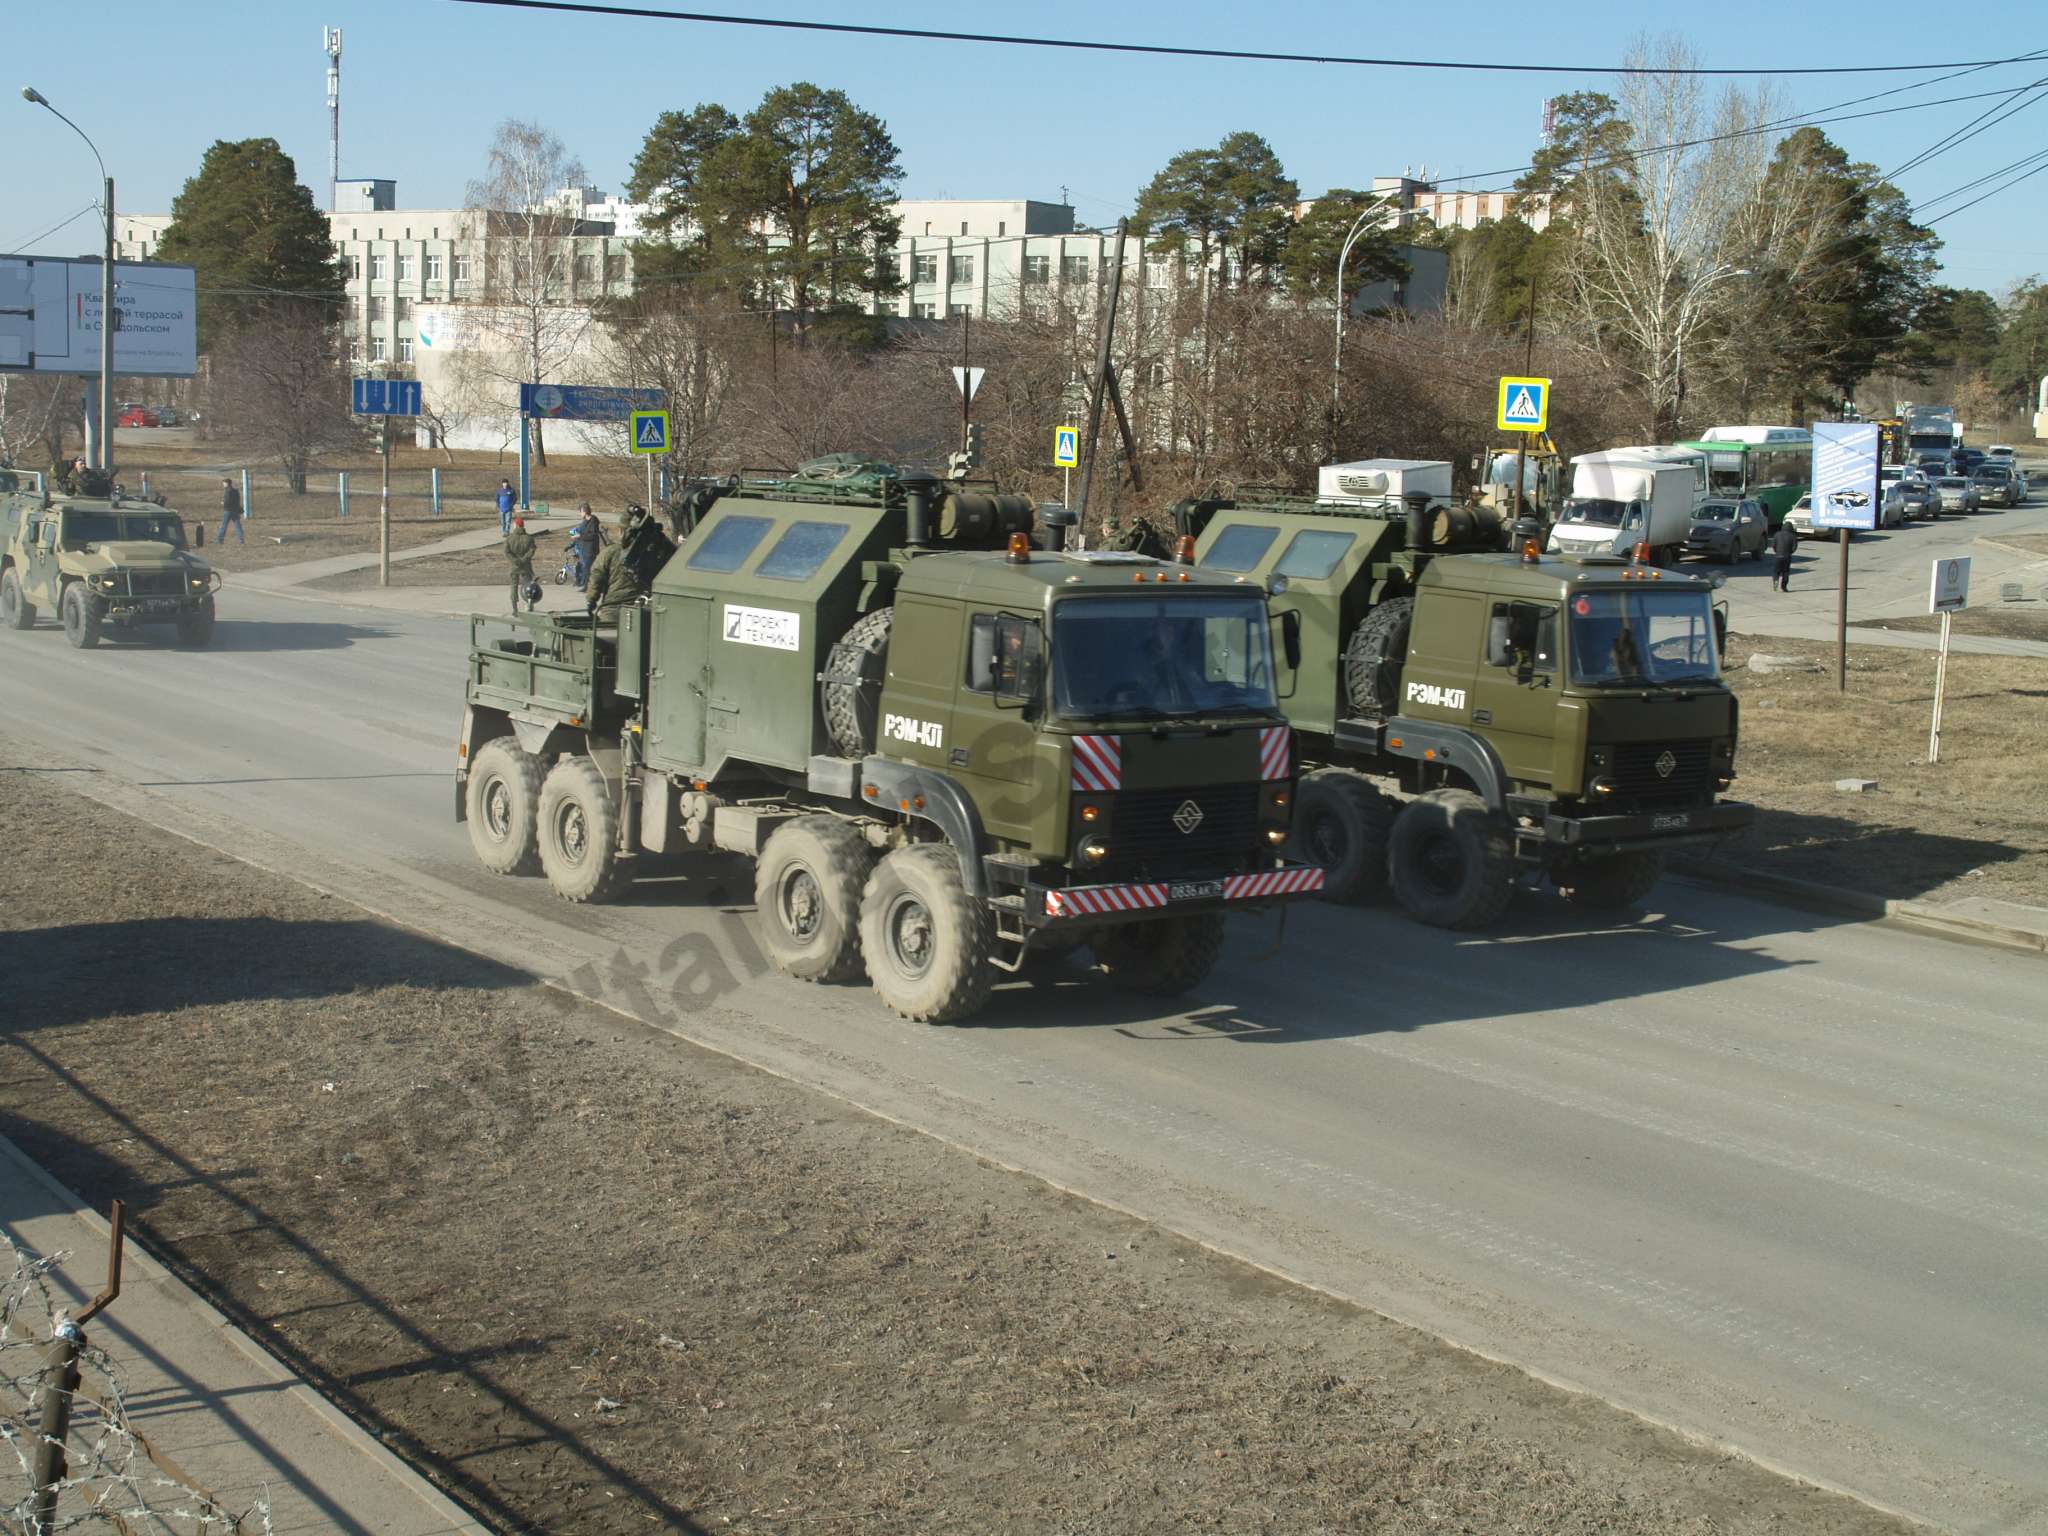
(1052, 594), (1277, 721)
(1559, 496), (1632, 529)
(1568, 589), (1720, 688)
(60, 513), (186, 548)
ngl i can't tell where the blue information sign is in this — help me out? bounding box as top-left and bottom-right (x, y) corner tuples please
(351, 377), (422, 416)
(518, 383), (665, 421)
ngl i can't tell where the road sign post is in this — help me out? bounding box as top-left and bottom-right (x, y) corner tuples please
(1811, 422), (1879, 692)
(1497, 377), (1551, 527)
(352, 378), (423, 587)
(1928, 556), (1971, 763)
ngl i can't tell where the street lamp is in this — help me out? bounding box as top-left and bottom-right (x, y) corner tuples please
(1330, 202), (1386, 443)
(22, 85), (116, 477)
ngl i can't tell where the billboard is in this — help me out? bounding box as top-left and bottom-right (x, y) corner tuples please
(518, 382), (664, 421)
(0, 255), (197, 377)
(1811, 421), (1879, 531)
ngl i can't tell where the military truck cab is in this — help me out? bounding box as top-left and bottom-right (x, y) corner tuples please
(458, 460), (1322, 1024)
(0, 471), (219, 648)
(1192, 459), (1752, 929)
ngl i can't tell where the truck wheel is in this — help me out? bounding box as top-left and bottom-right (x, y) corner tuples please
(466, 738), (543, 876)
(1290, 769), (1392, 903)
(1090, 912), (1226, 997)
(0, 569), (34, 630)
(822, 606), (893, 758)
(60, 583), (102, 649)
(175, 597), (215, 647)
(859, 843), (994, 1023)
(1556, 851), (1664, 911)
(1388, 788), (1513, 930)
(537, 757), (623, 903)
(1342, 596), (1413, 717)
(756, 815), (874, 983)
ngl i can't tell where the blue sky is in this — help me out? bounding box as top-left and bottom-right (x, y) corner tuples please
(7, 1), (2045, 296)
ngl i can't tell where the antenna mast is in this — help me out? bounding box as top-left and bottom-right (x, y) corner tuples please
(323, 26), (343, 212)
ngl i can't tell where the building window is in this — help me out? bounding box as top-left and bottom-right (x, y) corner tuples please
(345, 255), (361, 280)
(453, 254), (472, 283)
(368, 337), (386, 362)
(367, 296), (388, 321)
(346, 340), (360, 365)
(605, 253), (626, 281)
(998, 221), (1006, 237)
(959, 222), (968, 236)
(914, 253), (937, 284)
(923, 222), (931, 235)
(1023, 254), (1050, 284)
(395, 297), (413, 321)
(397, 336), (414, 364)
(913, 302), (937, 319)
(1062, 254), (1090, 284)
(574, 253), (597, 282)
(424, 254), (444, 281)
(396, 254), (415, 281)
(369, 253), (389, 280)
(949, 255), (974, 285)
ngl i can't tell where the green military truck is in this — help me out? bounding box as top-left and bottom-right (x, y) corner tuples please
(456, 459), (1324, 1023)
(0, 469), (219, 647)
(1188, 458), (1752, 929)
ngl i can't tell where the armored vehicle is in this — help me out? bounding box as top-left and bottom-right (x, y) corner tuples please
(1187, 459), (1753, 929)
(456, 459), (1323, 1023)
(0, 470), (218, 647)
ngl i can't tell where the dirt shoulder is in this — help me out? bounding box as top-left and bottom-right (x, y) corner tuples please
(1710, 634), (2048, 906)
(0, 759), (1908, 1536)
(1853, 608), (2048, 640)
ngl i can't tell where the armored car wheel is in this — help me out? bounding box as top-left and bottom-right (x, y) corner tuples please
(756, 815), (874, 983)
(1555, 850), (1664, 912)
(1388, 788), (1514, 930)
(175, 597), (215, 647)
(0, 569), (34, 630)
(1290, 768), (1392, 903)
(537, 756), (623, 903)
(60, 583), (102, 649)
(1090, 912), (1226, 997)
(466, 738), (544, 876)
(859, 843), (994, 1023)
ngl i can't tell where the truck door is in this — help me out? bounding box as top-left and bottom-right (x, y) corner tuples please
(27, 517), (59, 603)
(1477, 599), (1561, 785)
(644, 594), (711, 774)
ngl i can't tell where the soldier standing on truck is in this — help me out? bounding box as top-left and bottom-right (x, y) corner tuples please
(585, 505), (648, 617)
(504, 514), (538, 613)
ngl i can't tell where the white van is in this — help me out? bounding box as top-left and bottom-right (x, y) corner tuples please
(1549, 452), (1697, 563)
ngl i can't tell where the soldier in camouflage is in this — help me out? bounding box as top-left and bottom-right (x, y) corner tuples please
(504, 515), (538, 613)
(585, 506), (649, 618)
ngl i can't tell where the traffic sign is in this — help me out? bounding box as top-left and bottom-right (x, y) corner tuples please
(1054, 425), (1080, 468)
(351, 377), (422, 416)
(1930, 556), (1971, 613)
(951, 366), (985, 403)
(1496, 375), (1550, 433)
(629, 409), (670, 454)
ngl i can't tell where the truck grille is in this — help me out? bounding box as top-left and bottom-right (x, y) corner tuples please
(126, 571), (184, 596)
(1606, 740), (1713, 806)
(1100, 784), (1261, 881)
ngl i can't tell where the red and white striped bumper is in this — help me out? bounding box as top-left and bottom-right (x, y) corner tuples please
(1042, 863), (1324, 919)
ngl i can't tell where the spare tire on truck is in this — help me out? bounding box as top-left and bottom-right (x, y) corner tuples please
(1342, 595), (1413, 718)
(822, 606), (893, 758)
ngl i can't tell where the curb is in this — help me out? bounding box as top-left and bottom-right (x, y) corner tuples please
(1672, 857), (2048, 955)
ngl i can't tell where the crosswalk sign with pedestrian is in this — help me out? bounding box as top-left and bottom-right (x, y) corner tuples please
(1053, 425), (1080, 467)
(629, 409), (671, 454)
(1496, 376), (1551, 433)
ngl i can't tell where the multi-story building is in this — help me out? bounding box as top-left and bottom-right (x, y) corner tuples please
(1367, 174), (1553, 234)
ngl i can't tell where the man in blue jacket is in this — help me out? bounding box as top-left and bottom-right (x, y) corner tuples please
(496, 479), (516, 536)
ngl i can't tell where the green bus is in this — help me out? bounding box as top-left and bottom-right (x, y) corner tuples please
(1675, 428), (1811, 528)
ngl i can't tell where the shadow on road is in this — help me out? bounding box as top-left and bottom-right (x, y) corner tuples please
(1691, 805), (2023, 905)
(13, 618), (400, 652)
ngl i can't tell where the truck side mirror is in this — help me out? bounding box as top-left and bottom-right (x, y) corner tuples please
(1713, 603), (1728, 661)
(1279, 608), (1302, 671)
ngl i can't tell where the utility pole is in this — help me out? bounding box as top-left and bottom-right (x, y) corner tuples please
(99, 174), (115, 477)
(378, 411), (391, 587)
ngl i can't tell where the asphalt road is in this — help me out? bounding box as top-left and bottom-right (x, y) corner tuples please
(5, 590), (2045, 1535)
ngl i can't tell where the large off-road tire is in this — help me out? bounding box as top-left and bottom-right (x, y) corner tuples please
(822, 606), (894, 758)
(60, 583), (102, 649)
(175, 597), (215, 647)
(1388, 788), (1514, 930)
(1090, 912), (1227, 997)
(1289, 768), (1393, 904)
(0, 569), (34, 630)
(537, 756), (623, 903)
(859, 843), (994, 1023)
(1342, 596), (1414, 718)
(756, 815), (874, 983)
(465, 738), (544, 876)
(1555, 850), (1664, 911)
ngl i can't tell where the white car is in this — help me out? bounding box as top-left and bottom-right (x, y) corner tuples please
(1988, 444), (2015, 458)
(1784, 495), (1817, 537)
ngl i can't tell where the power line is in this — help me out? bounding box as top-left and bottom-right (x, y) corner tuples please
(4, 203), (102, 255)
(441, 0), (2048, 78)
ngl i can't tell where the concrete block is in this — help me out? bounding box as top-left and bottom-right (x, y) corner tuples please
(1835, 777), (1880, 794)
(1748, 653), (1824, 674)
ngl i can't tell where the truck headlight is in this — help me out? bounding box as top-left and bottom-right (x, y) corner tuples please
(1264, 827), (1288, 845)
(1079, 837), (1110, 864)
(190, 576), (205, 589)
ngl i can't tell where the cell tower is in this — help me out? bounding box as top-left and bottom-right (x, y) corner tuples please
(323, 26), (342, 212)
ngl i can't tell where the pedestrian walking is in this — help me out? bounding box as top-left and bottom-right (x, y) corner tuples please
(496, 478), (516, 536)
(218, 477), (246, 546)
(504, 515), (539, 613)
(1770, 519), (1799, 591)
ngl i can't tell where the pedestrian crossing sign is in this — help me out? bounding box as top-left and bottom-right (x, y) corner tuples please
(1496, 376), (1551, 433)
(629, 409), (670, 454)
(1054, 425), (1080, 467)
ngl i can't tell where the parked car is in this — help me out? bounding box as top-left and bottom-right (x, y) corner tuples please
(115, 406), (158, 428)
(1785, 494), (1817, 537)
(155, 406), (181, 427)
(1914, 453), (1951, 478)
(1988, 444), (2016, 458)
(1932, 476), (1982, 514)
(1685, 497), (1769, 562)
(1894, 473), (1936, 520)
(1877, 481), (1911, 527)
(1951, 447), (1986, 476)
(1972, 462), (2026, 507)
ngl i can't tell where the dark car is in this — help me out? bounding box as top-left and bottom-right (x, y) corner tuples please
(1685, 497), (1768, 562)
(1951, 447), (1986, 475)
(1971, 462), (2025, 508)
(1914, 453), (1951, 478)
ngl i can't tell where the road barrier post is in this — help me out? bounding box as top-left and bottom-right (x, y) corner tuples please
(338, 471), (348, 520)
(431, 466), (441, 518)
(241, 468), (252, 523)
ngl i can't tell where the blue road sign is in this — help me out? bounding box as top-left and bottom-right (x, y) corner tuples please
(519, 383), (664, 421)
(351, 377), (422, 416)
(629, 409), (671, 454)
(1811, 421), (1879, 531)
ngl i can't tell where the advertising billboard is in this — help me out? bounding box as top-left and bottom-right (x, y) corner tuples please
(1811, 421), (1879, 531)
(0, 255), (198, 377)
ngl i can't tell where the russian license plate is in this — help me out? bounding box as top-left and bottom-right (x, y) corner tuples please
(1651, 813), (1692, 831)
(1168, 879), (1224, 901)
(141, 599), (180, 616)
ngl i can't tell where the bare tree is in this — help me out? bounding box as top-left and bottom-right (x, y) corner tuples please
(208, 306), (359, 493)
(590, 289), (754, 482)
(464, 119), (594, 467)
(0, 373), (77, 472)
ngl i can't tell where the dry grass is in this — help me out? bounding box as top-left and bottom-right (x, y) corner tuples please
(1853, 607), (2048, 640)
(1713, 633), (2048, 905)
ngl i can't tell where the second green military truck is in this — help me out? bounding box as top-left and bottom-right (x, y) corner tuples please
(457, 459), (1324, 1023)
(1189, 458), (1752, 929)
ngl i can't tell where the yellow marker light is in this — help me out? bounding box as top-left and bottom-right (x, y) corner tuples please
(1079, 804), (1101, 823)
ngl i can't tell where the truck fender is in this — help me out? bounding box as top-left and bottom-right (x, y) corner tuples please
(859, 757), (988, 898)
(1381, 717), (1508, 812)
